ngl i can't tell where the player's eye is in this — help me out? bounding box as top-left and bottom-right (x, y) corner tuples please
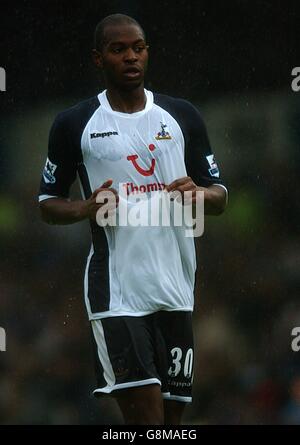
(111, 47), (123, 54)
(134, 46), (147, 53)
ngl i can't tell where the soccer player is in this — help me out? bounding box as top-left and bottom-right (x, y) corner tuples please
(39, 14), (228, 425)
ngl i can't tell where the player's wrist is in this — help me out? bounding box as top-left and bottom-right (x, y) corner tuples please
(71, 200), (89, 221)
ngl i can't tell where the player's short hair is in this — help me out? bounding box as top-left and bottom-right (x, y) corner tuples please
(94, 14), (146, 51)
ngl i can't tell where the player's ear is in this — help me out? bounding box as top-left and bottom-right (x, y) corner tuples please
(92, 49), (103, 69)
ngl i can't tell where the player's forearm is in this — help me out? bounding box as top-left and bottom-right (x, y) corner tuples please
(203, 185), (228, 216)
(39, 198), (89, 225)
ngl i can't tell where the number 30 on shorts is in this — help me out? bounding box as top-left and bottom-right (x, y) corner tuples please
(168, 347), (194, 378)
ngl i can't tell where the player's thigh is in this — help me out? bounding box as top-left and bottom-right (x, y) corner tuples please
(164, 400), (186, 425)
(114, 383), (164, 425)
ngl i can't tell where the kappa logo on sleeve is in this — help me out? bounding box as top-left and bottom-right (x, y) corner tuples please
(43, 158), (57, 184)
(206, 154), (220, 178)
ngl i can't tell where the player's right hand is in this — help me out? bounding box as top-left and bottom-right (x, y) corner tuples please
(85, 179), (119, 221)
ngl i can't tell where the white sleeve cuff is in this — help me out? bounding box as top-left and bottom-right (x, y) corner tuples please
(38, 194), (59, 203)
(213, 184), (229, 205)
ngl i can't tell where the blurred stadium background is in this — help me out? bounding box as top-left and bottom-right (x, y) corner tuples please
(1, 0), (300, 425)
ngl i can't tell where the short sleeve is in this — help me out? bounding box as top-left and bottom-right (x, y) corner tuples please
(184, 103), (225, 188)
(39, 113), (77, 202)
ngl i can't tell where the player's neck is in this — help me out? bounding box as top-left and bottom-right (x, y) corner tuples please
(106, 85), (146, 114)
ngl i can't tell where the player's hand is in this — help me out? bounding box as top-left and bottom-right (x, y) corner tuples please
(166, 177), (204, 205)
(85, 179), (119, 221)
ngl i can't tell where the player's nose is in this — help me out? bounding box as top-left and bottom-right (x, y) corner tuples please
(123, 48), (138, 62)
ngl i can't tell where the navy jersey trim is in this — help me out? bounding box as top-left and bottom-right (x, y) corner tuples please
(153, 93), (225, 188)
(39, 96), (100, 200)
(88, 249), (110, 313)
(39, 96), (111, 314)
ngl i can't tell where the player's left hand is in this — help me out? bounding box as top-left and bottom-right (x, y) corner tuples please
(166, 177), (205, 205)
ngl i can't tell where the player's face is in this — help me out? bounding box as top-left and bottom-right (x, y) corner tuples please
(94, 24), (149, 91)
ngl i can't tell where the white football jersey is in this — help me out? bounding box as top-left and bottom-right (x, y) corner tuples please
(39, 89), (227, 320)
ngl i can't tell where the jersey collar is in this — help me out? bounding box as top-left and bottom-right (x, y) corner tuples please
(98, 89), (153, 118)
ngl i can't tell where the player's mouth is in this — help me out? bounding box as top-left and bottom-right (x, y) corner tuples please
(122, 67), (142, 80)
